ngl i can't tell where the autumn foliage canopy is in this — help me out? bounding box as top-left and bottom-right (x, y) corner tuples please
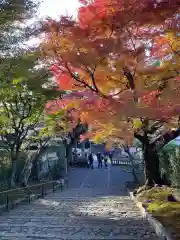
(41, 0), (180, 146)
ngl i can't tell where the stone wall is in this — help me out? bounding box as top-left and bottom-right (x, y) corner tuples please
(38, 142), (67, 180)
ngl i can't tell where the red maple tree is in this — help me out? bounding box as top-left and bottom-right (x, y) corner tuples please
(41, 0), (180, 186)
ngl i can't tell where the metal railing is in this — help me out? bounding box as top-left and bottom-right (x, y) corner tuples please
(111, 159), (132, 165)
(0, 178), (68, 213)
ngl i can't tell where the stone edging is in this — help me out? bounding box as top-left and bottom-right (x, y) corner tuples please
(127, 189), (175, 240)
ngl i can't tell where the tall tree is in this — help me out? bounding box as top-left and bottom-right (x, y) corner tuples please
(40, 0), (180, 187)
(46, 99), (88, 165)
(0, 0), (39, 55)
(41, 1), (180, 98)
(46, 88), (180, 187)
(0, 51), (59, 188)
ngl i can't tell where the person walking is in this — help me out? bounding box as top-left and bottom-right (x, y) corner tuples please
(88, 153), (94, 169)
(97, 152), (103, 168)
(109, 152), (113, 164)
(104, 155), (108, 168)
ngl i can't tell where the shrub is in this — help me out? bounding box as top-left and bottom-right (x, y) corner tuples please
(0, 151), (27, 190)
(169, 147), (180, 187)
(159, 145), (180, 187)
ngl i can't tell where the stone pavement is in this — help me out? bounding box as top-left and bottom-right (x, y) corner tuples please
(0, 165), (159, 239)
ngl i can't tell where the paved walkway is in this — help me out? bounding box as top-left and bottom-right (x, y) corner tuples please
(0, 165), (158, 239)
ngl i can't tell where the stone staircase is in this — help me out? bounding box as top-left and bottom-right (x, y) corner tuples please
(0, 187), (159, 240)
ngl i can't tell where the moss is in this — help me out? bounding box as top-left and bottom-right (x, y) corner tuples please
(137, 187), (180, 238)
(137, 187), (172, 201)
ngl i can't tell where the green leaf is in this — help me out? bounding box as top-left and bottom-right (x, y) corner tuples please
(12, 78), (23, 85)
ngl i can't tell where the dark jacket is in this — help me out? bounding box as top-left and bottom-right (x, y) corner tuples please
(97, 153), (102, 162)
(88, 154), (93, 162)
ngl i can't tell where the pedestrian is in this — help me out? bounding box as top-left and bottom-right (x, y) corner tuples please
(88, 153), (94, 169)
(85, 153), (89, 168)
(104, 155), (108, 168)
(97, 152), (103, 168)
(109, 152), (113, 164)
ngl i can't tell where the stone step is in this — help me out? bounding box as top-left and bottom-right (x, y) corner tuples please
(0, 236), (160, 240)
(32, 196), (134, 201)
(0, 216), (151, 227)
(5, 212), (142, 219)
(17, 208), (141, 214)
(0, 167), (159, 240)
(48, 194), (128, 198)
(49, 188), (127, 195)
(42, 197), (133, 202)
(5, 201), (138, 211)
(0, 223), (154, 231)
(5, 205), (141, 213)
(0, 225), (157, 239)
(7, 208), (141, 214)
(12, 202), (139, 210)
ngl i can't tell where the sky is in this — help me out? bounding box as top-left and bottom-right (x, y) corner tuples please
(38, 0), (81, 20)
(26, 0), (81, 47)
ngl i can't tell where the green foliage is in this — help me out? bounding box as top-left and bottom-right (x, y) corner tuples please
(0, 151), (27, 189)
(159, 150), (171, 183)
(0, 0), (37, 26)
(0, 80), (44, 138)
(0, 153), (11, 187)
(159, 145), (180, 187)
(0, 49), (61, 187)
(0, 0), (39, 55)
(43, 109), (67, 136)
(169, 148), (180, 187)
(0, 0), (66, 188)
(0, 50), (60, 145)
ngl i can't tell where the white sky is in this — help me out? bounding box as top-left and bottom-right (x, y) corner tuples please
(26, 0), (81, 47)
(38, 0), (81, 20)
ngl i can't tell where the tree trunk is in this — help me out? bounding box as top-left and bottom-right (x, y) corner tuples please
(31, 156), (41, 181)
(10, 158), (17, 188)
(31, 147), (46, 181)
(134, 127), (180, 191)
(19, 152), (35, 187)
(144, 144), (161, 186)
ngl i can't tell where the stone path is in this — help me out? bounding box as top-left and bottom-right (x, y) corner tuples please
(0, 165), (159, 239)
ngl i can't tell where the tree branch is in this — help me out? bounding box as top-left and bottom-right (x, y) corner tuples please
(148, 121), (163, 134)
(123, 67), (135, 90)
(151, 128), (180, 150)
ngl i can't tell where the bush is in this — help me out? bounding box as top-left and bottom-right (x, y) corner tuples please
(169, 148), (180, 187)
(159, 145), (180, 187)
(0, 151), (27, 190)
(0, 153), (11, 189)
(159, 150), (171, 184)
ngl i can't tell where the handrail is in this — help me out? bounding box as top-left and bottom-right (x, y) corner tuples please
(0, 179), (66, 195)
(0, 177), (68, 213)
(112, 159), (132, 165)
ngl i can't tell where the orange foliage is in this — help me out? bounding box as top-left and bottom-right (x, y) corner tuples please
(42, 0), (180, 144)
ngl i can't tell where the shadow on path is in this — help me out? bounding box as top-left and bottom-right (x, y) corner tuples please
(0, 165), (157, 239)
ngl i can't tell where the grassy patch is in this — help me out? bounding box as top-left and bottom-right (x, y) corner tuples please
(137, 187), (180, 238)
